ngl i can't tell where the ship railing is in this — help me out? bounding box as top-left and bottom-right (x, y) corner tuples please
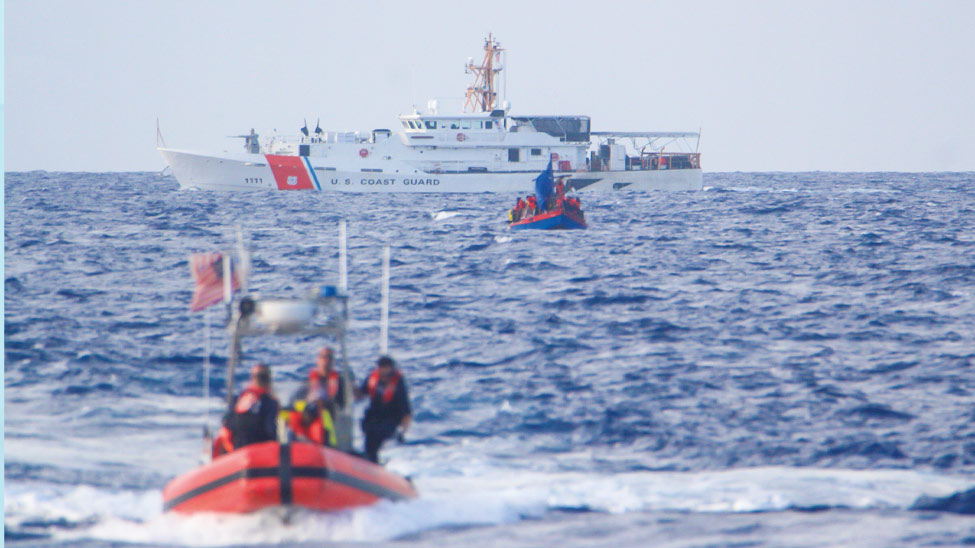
(635, 152), (701, 171)
(587, 151), (702, 172)
(262, 131), (370, 154)
(587, 131), (702, 172)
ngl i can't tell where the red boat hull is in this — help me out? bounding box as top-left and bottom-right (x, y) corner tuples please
(163, 441), (418, 513)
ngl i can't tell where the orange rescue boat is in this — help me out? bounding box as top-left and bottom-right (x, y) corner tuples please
(163, 440), (417, 513)
(168, 227), (417, 514)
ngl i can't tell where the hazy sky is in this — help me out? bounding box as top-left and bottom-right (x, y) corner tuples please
(6, 0), (975, 172)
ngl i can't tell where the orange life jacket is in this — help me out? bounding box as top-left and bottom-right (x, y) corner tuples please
(309, 369), (340, 400)
(288, 408), (329, 445)
(234, 384), (269, 414)
(366, 369), (401, 403)
(292, 370), (340, 446)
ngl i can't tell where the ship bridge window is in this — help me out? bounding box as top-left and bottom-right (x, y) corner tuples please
(425, 120), (437, 130)
(402, 121), (410, 129)
(450, 121), (460, 129)
(409, 121), (419, 129)
(461, 120), (472, 130)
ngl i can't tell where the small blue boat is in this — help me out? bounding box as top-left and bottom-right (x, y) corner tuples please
(508, 160), (588, 230)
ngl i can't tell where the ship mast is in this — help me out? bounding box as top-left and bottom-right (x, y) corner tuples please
(464, 34), (504, 113)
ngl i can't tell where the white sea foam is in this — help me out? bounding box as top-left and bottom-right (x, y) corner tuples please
(432, 211), (463, 221)
(724, 186), (800, 193)
(7, 466), (971, 546)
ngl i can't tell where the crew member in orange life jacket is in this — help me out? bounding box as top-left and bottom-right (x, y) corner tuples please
(357, 356), (412, 463)
(289, 347), (348, 446)
(554, 178), (565, 198)
(224, 363), (279, 449)
(511, 197), (527, 222)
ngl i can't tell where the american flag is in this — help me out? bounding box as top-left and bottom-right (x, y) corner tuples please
(189, 252), (240, 311)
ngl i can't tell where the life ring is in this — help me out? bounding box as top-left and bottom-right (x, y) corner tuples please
(551, 153), (560, 161)
(456, 133), (466, 142)
(359, 148), (369, 158)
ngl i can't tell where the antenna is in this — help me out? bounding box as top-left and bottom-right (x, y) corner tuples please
(464, 33), (504, 113)
(410, 67), (416, 113)
(337, 221), (354, 452)
(380, 245), (390, 354)
(235, 224), (250, 294)
(339, 220), (348, 293)
(503, 51), (507, 110)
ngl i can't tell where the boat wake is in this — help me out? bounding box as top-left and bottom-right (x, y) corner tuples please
(6, 466), (971, 546)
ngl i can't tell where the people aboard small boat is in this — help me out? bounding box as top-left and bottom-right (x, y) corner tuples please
(287, 347), (349, 447)
(218, 364), (280, 454)
(211, 353), (412, 463)
(509, 196), (528, 222)
(356, 355), (413, 463)
(508, 174), (579, 222)
(564, 193), (582, 212)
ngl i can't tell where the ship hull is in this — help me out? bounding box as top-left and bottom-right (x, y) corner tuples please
(160, 148), (703, 193)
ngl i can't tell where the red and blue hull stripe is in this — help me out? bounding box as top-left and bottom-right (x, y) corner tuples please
(265, 155), (321, 190)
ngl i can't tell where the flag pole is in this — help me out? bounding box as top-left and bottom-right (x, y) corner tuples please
(204, 306), (211, 416)
(222, 251), (233, 304)
(202, 306), (212, 463)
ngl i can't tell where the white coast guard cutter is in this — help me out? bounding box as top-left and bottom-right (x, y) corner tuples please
(158, 34), (702, 193)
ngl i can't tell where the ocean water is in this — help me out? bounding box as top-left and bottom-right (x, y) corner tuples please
(4, 171), (974, 547)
